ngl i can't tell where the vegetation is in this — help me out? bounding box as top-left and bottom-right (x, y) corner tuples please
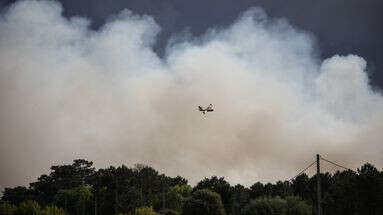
(1, 159), (383, 215)
(241, 196), (311, 215)
(131, 206), (157, 215)
(182, 189), (225, 215)
(0, 200), (67, 215)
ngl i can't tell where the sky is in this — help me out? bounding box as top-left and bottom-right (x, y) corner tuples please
(0, 0), (383, 190)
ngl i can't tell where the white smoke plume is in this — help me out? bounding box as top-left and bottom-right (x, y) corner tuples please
(0, 0), (382, 189)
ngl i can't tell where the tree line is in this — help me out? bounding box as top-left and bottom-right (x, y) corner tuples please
(1, 159), (383, 215)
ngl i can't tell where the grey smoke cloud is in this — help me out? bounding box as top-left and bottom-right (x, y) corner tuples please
(0, 0), (382, 190)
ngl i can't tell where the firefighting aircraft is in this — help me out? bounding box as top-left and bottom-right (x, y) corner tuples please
(198, 104), (214, 114)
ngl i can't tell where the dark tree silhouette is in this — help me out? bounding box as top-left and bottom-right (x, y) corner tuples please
(2, 160), (383, 215)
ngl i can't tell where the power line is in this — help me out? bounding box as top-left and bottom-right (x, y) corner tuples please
(289, 160), (317, 181)
(320, 156), (354, 172)
(289, 155), (354, 183)
(287, 154), (354, 215)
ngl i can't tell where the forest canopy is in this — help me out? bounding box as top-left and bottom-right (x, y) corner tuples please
(1, 159), (383, 215)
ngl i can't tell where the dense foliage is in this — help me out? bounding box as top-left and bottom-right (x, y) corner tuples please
(0, 200), (66, 215)
(241, 196), (311, 215)
(1, 160), (383, 215)
(182, 189), (225, 215)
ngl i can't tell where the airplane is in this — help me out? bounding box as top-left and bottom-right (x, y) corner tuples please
(198, 104), (214, 114)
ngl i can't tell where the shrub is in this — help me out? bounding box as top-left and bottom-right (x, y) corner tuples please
(132, 206), (157, 215)
(241, 196), (311, 215)
(241, 196), (286, 215)
(285, 196), (311, 215)
(40, 205), (67, 215)
(182, 189), (225, 215)
(158, 208), (179, 215)
(15, 200), (41, 215)
(0, 201), (17, 215)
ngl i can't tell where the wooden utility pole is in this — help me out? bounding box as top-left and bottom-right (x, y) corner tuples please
(316, 154), (321, 215)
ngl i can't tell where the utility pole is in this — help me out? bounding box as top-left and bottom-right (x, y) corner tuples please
(316, 154), (321, 215)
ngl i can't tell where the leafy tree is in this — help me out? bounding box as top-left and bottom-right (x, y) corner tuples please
(168, 176), (188, 187)
(128, 164), (163, 209)
(88, 166), (118, 214)
(323, 170), (358, 215)
(156, 185), (192, 213)
(230, 184), (250, 215)
(291, 174), (310, 200)
(307, 172), (332, 214)
(89, 165), (140, 214)
(54, 185), (93, 215)
(2, 187), (33, 206)
(241, 196), (286, 215)
(47, 159), (95, 190)
(29, 159), (95, 205)
(87, 164), (185, 214)
(249, 183), (264, 200)
(182, 189), (225, 215)
(169, 185), (192, 198)
(29, 174), (57, 204)
(273, 181), (292, 198)
(162, 190), (183, 212)
(194, 176), (232, 214)
(356, 163), (383, 215)
(262, 183), (274, 197)
(285, 196), (311, 215)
